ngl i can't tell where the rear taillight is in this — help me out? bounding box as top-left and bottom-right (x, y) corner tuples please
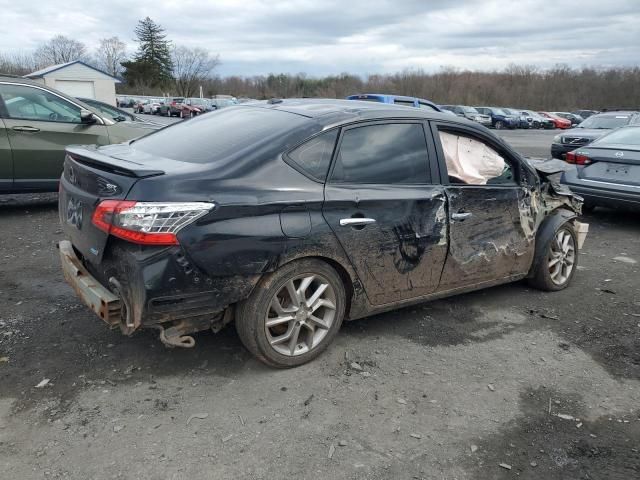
(92, 201), (215, 245)
(565, 152), (591, 165)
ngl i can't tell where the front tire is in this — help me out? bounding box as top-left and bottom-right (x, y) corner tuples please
(495, 120), (505, 130)
(235, 259), (346, 368)
(528, 224), (578, 291)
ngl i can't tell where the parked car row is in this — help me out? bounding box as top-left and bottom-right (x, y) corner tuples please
(550, 110), (640, 159)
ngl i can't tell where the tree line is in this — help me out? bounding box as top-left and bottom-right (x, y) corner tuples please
(1, 17), (639, 110)
(205, 66), (640, 111)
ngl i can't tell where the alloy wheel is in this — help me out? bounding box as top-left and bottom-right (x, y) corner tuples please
(264, 274), (337, 356)
(548, 229), (576, 286)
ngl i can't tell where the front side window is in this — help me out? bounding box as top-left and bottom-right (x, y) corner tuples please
(439, 130), (516, 186)
(331, 123), (430, 184)
(287, 129), (338, 181)
(0, 83), (81, 123)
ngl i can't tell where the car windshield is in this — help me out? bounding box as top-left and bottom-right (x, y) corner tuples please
(578, 114), (631, 129)
(593, 127), (640, 146)
(463, 106), (479, 113)
(492, 108), (507, 115)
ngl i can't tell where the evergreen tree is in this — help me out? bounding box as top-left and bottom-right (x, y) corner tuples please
(122, 17), (173, 88)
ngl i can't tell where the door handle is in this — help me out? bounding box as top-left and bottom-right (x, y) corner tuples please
(12, 126), (40, 133)
(451, 212), (473, 221)
(339, 217), (376, 227)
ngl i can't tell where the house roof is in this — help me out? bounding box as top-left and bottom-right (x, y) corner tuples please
(25, 60), (121, 83)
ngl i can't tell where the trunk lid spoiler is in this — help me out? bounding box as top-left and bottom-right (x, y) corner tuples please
(66, 145), (165, 178)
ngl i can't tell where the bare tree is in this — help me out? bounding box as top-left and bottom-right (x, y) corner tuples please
(94, 37), (127, 76)
(0, 51), (38, 75)
(171, 46), (219, 97)
(34, 35), (87, 67)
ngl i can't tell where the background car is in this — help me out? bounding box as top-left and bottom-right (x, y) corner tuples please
(346, 93), (442, 111)
(186, 97), (216, 113)
(475, 106), (518, 129)
(440, 105), (492, 127)
(539, 112), (572, 129)
(521, 110), (555, 129)
(58, 99), (583, 368)
(78, 97), (163, 127)
(0, 76), (160, 193)
(143, 99), (163, 115)
(561, 125), (640, 211)
(158, 97), (201, 118)
(552, 112), (584, 126)
(550, 110), (640, 159)
(573, 109), (599, 119)
(502, 108), (530, 128)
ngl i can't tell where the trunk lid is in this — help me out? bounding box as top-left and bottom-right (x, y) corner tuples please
(577, 145), (640, 187)
(59, 146), (165, 264)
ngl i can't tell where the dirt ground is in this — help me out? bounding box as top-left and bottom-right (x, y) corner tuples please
(1, 138), (639, 478)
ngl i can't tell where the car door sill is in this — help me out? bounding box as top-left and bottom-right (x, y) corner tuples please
(347, 274), (527, 320)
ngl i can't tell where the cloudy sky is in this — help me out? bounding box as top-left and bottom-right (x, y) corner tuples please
(1, 0), (639, 77)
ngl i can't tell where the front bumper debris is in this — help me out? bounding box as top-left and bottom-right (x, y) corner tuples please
(58, 240), (122, 327)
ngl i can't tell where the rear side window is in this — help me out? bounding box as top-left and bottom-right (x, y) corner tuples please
(331, 123), (430, 184)
(286, 129), (338, 181)
(132, 107), (308, 163)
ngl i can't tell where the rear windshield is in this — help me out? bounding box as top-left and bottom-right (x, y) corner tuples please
(132, 107), (308, 163)
(594, 127), (640, 146)
(578, 115), (630, 129)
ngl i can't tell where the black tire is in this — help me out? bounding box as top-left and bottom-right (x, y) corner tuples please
(495, 120), (505, 130)
(235, 258), (346, 368)
(528, 223), (578, 292)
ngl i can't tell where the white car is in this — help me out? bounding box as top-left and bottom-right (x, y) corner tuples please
(143, 100), (162, 115)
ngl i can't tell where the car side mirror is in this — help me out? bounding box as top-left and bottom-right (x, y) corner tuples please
(80, 109), (97, 124)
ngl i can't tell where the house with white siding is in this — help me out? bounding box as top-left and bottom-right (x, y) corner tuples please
(25, 61), (121, 105)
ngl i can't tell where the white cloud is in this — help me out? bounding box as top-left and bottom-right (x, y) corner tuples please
(1, 0), (639, 76)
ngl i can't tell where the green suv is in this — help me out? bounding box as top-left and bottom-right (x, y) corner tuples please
(0, 76), (160, 193)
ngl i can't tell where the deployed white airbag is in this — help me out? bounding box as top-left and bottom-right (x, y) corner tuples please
(439, 131), (506, 184)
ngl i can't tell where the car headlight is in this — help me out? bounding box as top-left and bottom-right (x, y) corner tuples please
(553, 135), (562, 144)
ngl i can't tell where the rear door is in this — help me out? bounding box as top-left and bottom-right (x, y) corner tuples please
(0, 82), (109, 191)
(322, 121), (448, 306)
(431, 122), (534, 290)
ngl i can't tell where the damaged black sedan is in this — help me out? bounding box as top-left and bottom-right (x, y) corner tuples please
(58, 99), (587, 367)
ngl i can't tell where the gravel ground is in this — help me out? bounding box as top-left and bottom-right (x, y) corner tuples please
(0, 131), (639, 479)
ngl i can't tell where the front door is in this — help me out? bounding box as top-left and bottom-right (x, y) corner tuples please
(0, 82), (109, 191)
(431, 123), (533, 290)
(322, 121), (448, 306)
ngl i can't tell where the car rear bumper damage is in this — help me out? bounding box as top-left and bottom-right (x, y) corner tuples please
(58, 239), (261, 348)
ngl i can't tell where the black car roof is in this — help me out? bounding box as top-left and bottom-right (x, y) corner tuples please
(241, 98), (462, 127)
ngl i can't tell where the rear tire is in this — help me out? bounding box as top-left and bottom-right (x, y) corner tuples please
(235, 259), (346, 368)
(528, 223), (578, 292)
